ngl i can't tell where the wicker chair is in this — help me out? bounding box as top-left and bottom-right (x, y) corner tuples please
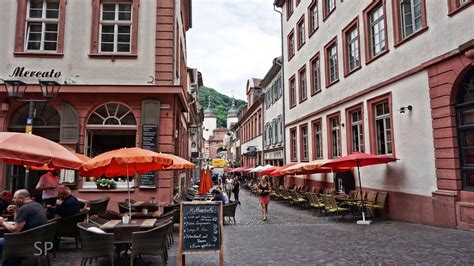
(89, 215), (109, 226)
(223, 201), (238, 225)
(88, 197), (110, 216)
(130, 221), (172, 266)
(164, 203), (180, 224)
(77, 222), (114, 266)
(2, 221), (57, 266)
(54, 210), (88, 250)
(118, 201), (136, 214)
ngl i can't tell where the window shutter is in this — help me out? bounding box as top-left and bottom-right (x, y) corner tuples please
(60, 101), (79, 144)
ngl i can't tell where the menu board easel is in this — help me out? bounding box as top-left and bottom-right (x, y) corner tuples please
(178, 201), (224, 266)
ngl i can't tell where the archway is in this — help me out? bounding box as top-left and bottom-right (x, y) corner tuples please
(7, 102), (60, 193)
(83, 102), (137, 188)
(456, 68), (474, 191)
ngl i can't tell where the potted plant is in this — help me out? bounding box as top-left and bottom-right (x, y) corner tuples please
(96, 178), (116, 189)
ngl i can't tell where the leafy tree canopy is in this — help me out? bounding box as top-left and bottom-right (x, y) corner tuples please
(199, 86), (246, 128)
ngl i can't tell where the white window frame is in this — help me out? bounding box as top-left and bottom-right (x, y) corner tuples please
(326, 0), (335, 14)
(310, 3), (318, 33)
(314, 122), (323, 159)
(99, 3), (133, 53)
(330, 116), (341, 158)
(375, 102), (392, 155)
(328, 45), (338, 83)
(347, 27), (360, 71)
(298, 19), (305, 47)
(289, 33), (295, 58)
(400, 0), (422, 38)
(369, 5), (386, 57)
(311, 57), (321, 94)
(299, 68), (307, 101)
(25, 0), (60, 52)
(351, 110), (364, 152)
(301, 125), (309, 160)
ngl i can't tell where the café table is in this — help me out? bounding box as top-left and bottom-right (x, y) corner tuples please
(130, 210), (162, 219)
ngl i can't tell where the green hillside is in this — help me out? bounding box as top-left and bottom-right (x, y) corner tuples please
(199, 86), (246, 128)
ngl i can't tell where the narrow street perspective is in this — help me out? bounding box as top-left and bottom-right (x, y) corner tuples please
(0, 0), (473, 265)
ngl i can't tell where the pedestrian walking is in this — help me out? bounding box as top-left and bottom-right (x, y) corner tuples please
(232, 178), (240, 204)
(258, 176), (271, 221)
(225, 177), (233, 199)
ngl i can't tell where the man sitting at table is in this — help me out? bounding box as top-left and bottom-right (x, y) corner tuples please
(0, 189), (48, 259)
(211, 189), (224, 202)
(47, 186), (83, 218)
(216, 187), (229, 204)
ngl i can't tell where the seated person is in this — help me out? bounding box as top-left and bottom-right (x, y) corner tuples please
(47, 186), (83, 218)
(0, 190), (12, 214)
(211, 189), (224, 202)
(216, 187), (229, 204)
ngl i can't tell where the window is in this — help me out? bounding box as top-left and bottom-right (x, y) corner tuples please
(300, 124), (309, 161)
(310, 53), (321, 95)
(90, 0), (139, 56)
(299, 66), (307, 102)
(290, 127), (298, 161)
(297, 16), (306, 49)
(375, 101), (392, 155)
(308, 1), (319, 35)
(364, 2), (388, 63)
(348, 108), (364, 152)
(323, 0), (335, 20)
(269, 123), (273, 145)
(392, 0), (427, 45)
(287, 0), (294, 19)
(289, 75), (297, 108)
(369, 95), (394, 156)
(15, 0), (66, 55)
(266, 90), (272, 109)
(264, 123), (268, 147)
(328, 115), (341, 158)
(325, 37), (339, 87)
(278, 115), (283, 143)
(273, 119), (278, 145)
(288, 30), (295, 59)
(342, 18), (361, 76)
(312, 120), (323, 159)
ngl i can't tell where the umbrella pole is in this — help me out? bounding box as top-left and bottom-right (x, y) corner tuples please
(356, 165), (371, 225)
(126, 164), (132, 219)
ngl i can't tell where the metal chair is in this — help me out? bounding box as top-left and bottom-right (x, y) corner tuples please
(130, 221), (172, 266)
(88, 196), (110, 216)
(223, 201), (238, 225)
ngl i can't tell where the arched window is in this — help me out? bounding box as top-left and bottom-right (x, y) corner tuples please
(8, 102), (60, 140)
(456, 68), (474, 191)
(87, 102), (136, 127)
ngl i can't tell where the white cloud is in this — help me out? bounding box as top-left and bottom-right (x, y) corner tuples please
(187, 0), (281, 101)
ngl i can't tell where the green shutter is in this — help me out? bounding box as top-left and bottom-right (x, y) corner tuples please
(60, 101), (79, 144)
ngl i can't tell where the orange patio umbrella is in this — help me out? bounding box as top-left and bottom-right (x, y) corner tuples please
(81, 147), (173, 217)
(0, 132), (83, 170)
(31, 152), (91, 171)
(160, 153), (195, 170)
(198, 167), (212, 195)
(268, 163), (298, 177)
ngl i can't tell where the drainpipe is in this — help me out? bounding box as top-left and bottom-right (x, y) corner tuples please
(273, 4), (286, 165)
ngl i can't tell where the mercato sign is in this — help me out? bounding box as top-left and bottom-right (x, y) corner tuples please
(9, 67), (61, 79)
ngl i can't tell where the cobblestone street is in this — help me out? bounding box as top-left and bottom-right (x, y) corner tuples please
(52, 188), (474, 265)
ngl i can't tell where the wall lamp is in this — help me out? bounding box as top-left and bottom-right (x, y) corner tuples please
(399, 105), (413, 114)
(39, 80), (61, 99)
(2, 80), (28, 99)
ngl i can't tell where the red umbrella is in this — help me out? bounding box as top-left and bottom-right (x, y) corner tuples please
(321, 152), (397, 224)
(258, 166), (279, 176)
(198, 167), (212, 195)
(268, 163), (298, 177)
(0, 132), (83, 170)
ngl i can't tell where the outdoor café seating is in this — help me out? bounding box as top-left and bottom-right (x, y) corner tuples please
(130, 220), (172, 266)
(54, 210), (88, 250)
(2, 221), (57, 266)
(223, 201), (238, 225)
(88, 197), (110, 216)
(77, 222), (114, 265)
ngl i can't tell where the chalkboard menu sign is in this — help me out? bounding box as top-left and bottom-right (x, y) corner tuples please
(140, 124), (158, 188)
(142, 124), (158, 152)
(180, 202), (222, 253)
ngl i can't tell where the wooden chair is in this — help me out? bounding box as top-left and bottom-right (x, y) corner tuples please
(54, 210), (88, 250)
(223, 201), (238, 225)
(2, 221), (58, 266)
(77, 222), (114, 266)
(130, 221), (172, 266)
(88, 197), (110, 216)
(368, 191), (388, 218)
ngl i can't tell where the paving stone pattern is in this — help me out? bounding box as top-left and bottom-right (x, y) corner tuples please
(52, 188), (474, 265)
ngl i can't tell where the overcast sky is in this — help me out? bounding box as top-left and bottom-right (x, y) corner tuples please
(187, 0), (281, 101)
